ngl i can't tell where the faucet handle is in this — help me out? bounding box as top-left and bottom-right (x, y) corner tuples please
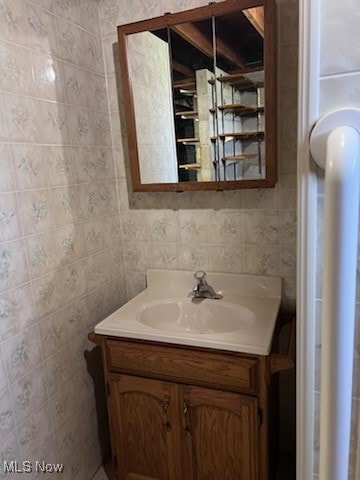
(194, 271), (206, 282)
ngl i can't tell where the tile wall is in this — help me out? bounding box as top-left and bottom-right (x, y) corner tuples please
(0, 0), (299, 478)
(313, 0), (360, 477)
(0, 0), (126, 478)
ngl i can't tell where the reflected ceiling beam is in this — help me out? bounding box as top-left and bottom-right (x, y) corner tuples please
(170, 23), (245, 70)
(172, 60), (195, 79)
(243, 7), (264, 38)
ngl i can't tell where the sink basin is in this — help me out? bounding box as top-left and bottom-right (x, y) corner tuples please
(137, 298), (255, 334)
(94, 269), (282, 355)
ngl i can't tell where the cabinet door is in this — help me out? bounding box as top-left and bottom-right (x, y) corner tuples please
(180, 385), (259, 480)
(109, 374), (181, 480)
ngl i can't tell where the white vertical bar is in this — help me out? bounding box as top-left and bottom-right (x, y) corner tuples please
(319, 125), (360, 480)
(297, 1), (320, 478)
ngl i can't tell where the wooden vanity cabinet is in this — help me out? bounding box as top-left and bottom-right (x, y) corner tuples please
(108, 374), (258, 480)
(108, 374), (180, 480)
(90, 324), (294, 480)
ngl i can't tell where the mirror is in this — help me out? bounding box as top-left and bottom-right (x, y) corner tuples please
(118, 0), (276, 191)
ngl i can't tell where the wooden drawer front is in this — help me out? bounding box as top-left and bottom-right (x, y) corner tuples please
(106, 339), (258, 395)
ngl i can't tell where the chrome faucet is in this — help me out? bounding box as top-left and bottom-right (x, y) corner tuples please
(188, 271), (223, 300)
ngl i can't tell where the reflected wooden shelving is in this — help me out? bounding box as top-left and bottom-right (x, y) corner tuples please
(175, 110), (198, 119)
(218, 131), (264, 140)
(173, 80), (197, 95)
(222, 154), (257, 162)
(177, 137), (199, 144)
(217, 72), (264, 90)
(179, 163), (201, 170)
(173, 80), (196, 89)
(218, 103), (264, 116)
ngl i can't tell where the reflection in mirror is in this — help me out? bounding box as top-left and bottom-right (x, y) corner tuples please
(118, 1), (276, 191)
(127, 28), (178, 183)
(170, 17), (217, 182)
(214, 7), (265, 182)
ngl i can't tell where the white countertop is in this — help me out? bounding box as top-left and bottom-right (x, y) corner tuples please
(95, 269), (282, 355)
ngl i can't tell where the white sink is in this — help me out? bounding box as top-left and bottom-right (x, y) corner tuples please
(94, 269), (282, 355)
(137, 297), (255, 334)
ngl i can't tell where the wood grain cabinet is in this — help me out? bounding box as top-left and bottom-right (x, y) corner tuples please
(90, 319), (294, 480)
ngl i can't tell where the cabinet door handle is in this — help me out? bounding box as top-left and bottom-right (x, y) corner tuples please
(163, 396), (170, 414)
(183, 400), (191, 436)
(164, 421), (172, 431)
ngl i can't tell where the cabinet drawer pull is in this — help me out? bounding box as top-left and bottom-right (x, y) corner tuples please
(164, 421), (172, 431)
(183, 399), (189, 415)
(163, 396), (170, 413)
(185, 426), (191, 437)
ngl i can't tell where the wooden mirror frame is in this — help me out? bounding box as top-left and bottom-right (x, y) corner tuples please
(117, 0), (276, 192)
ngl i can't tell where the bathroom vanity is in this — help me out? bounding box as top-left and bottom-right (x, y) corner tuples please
(89, 270), (294, 480)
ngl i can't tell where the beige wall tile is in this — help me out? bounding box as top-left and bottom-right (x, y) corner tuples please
(47, 146), (76, 187)
(243, 210), (280, 245)
(3, 325), (42, 383)
(0, 41), (35, 96)
(0, 239), (29, 293)
(0, 283), (35, 342)
(3, 93), (41, 143)
(44, 345), (74, 397)
(56, 17), (83, 66)
(49, 378), (78, 431)
(55, 223), (85, 266)
(32, 271), (64, 319)
(18, 403), (53, 457)
(0, 145), (14, 193)
(62, 62), (89, 108)
(0, 193), (22, 243)
(86, 250), (110, 290)
(99, 0), (129, 37)
(0, 389), (15, 437)
(244, 245), (280, 275)
(178, 210), (210, 244)
(0, 431), (20, 469)
(18, 189), (54, 235)
(79, 0), (100, 35)
(179, 244), (210, 271)
(209, 211), (243, 245)
(25, 3), (60, 58)
(39, 310), (70, 360)
(11, 365), (47, 425)
(61, 259), (88, 302)
(26, 230), (60, 279)
(123, 242), (150, 271)
(0, 0), (29, 47)
(81, 30), (105, 75)
(54, 0), (80, 25)
(11, 145), (49, 189)
(107, 245), (125, 281)
(50, 186), (79, 228)
(209, 245), (244, 273)
(31, 52), (66, 102)
(150, 243), (179, 270)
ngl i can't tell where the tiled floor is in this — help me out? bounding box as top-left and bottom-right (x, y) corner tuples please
(91, 459), (115, 480)
(91, 466), (109, 480)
